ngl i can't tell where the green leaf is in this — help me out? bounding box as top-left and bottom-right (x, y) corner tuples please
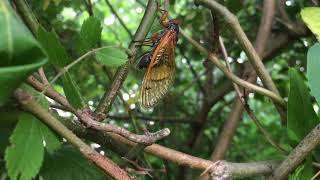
(5, 114), (44, 180)
(289, 157), (313, 180)
(77, 16), (102, 54)
(5, 113), (61, 180)
(287, 68), (319, 144)
(37, 27), (84, 109)
(226, 0), (242, 13)
(37, 26), (69, 68)
(0, 106), (20, 155)
(96, 47), (127, 67)
(40, 125), (61, 154)
(21, 83), (50, 108)
(0, 0), (47, 106)
(307, 43), (320, 106)
(43, 0), (62, 10)
(23, 84), (61, 153)
(301, 7), (320, 41)
(61, 72), (85, 109)
(40, 146), (103, 180)
(0, 127), (13, 155)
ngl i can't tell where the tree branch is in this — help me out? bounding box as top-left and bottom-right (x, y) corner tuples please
(220, 37), (288, 154)
(74, 126), (281, 179)
(268, 124), (320, 180)
(255, 0), (276, 56)
(203, 1), (290, 178)
(77, 108), (170, 145)
(13, 0), (38, 35)
(209, 99), (243, 162)
(27, 76), (170, 145)
(14, 89), (131, 180)
(202, 160), (281, 179)
(27, 76), (76, 113)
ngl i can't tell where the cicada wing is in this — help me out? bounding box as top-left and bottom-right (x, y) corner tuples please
(140, 32), (177, 108)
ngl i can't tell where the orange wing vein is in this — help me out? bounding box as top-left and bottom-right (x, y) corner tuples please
(140, 31), (177, 108)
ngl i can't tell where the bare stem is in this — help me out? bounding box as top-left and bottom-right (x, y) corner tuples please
(40, 46), (124, 95)
(219, 36), (288, 155)
(92, 131), (282, 179)
(268, 124), (320, 180)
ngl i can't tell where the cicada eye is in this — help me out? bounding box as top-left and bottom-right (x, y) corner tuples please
(137, 53), (151, 69)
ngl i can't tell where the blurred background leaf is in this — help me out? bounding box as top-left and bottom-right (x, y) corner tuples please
(0, 0), (47, 106)
(307, 43), (320, 106)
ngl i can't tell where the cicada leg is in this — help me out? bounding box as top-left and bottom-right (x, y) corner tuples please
(132, 38), (154, 46)
(159, 9), (170, 28)
(132, 31), (163, 47)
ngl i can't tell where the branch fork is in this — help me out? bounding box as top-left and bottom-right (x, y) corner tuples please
(77, 107), (171, 145)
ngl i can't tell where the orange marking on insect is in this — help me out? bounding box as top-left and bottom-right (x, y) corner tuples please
(139, 10), (179, 108)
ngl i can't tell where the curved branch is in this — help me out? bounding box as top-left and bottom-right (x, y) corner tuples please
(27, 76), (170, 145)
(79, 128), (281, 179)
(255, 0), (276, 56)
(194, 0), (281, 100)
(78, 108), (170, 144)
(268, 124), (320, 180)
(180, 29), (285, 106)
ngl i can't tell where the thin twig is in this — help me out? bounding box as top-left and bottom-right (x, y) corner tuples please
(219, 36), (288, 155)
(194, 0), (281, 98)
(78, 108), (171, 145)
(180, 29), (285, 106)
(41, 46), (124, 95)
(105, 0), (133, 38)
(180, 50), (206, 94)
(268, 124), (320, 179)
(164, 0), (169, 11)
(27, 76), (76, 113)
(14, 0), (39, 35)
(311, 169), (320, 180)
(208, 99), (243, 161)
(194, 0), (288, 123)
(38, 67), (50, 85)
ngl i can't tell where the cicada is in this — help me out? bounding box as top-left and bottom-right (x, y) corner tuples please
(137, 11), (179, 108)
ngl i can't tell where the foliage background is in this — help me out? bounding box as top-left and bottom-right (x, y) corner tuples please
(0, 0), (320, 179)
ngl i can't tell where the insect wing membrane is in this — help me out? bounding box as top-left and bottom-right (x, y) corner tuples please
(140, 31), (177, 108)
